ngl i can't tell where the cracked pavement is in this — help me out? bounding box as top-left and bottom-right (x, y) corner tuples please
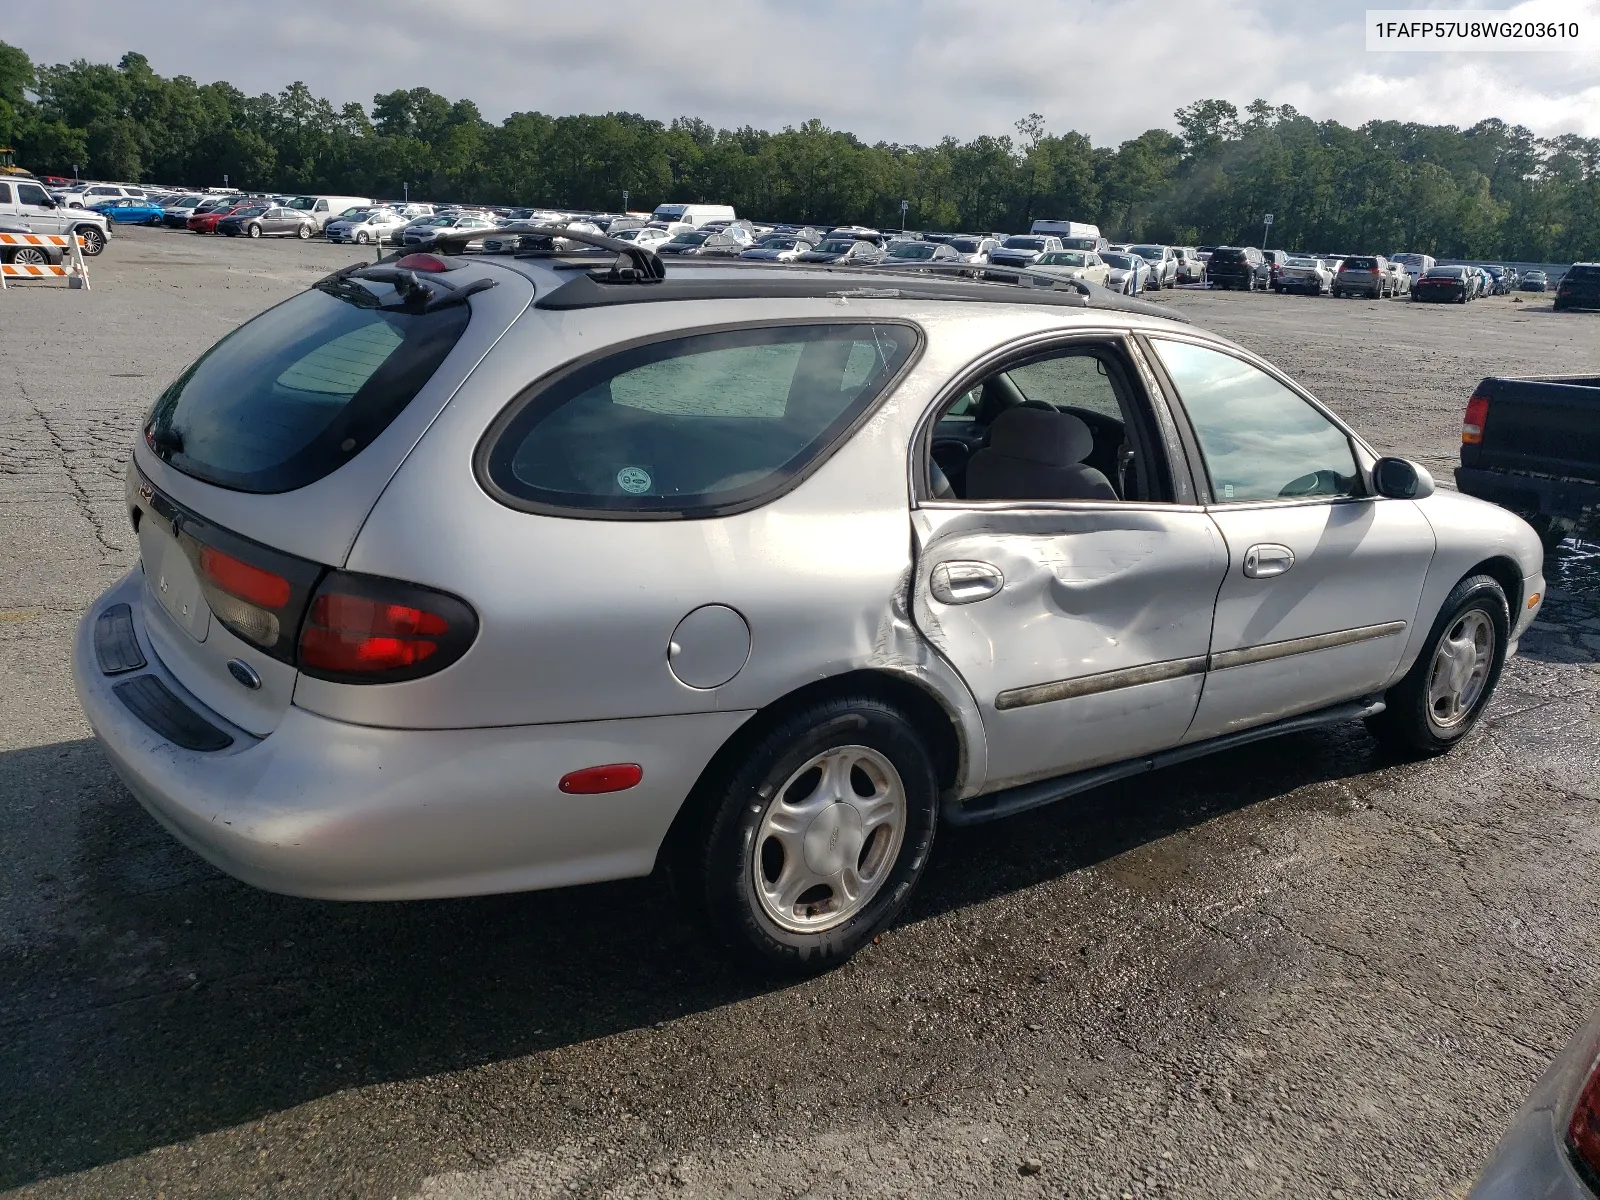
(1, 231), (1598, 1199)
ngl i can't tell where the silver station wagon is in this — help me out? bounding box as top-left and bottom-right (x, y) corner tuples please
(74, 231), (1546, 973)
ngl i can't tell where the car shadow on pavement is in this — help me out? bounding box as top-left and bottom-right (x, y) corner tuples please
(0, 717), (1404, 1188)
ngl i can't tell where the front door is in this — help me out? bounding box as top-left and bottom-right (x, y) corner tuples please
(911, 338), (1228, 792)
(1145, 336), (1434, 742)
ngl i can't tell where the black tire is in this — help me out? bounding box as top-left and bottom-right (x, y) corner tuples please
(686, 696), (939, 975)
(1365, 574), (1509, 757)
(8, 246), (49, 266)
(1528, 514), (1574, 553)
(75, 226), (105, 256)
(297, 223), (311, 240)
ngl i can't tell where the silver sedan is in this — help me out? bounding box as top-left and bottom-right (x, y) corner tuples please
(73, 234), (1546, 974)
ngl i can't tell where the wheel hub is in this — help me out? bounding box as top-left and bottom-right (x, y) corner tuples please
(1427, 609), (1494, 730)
(802, 802), (864, 877)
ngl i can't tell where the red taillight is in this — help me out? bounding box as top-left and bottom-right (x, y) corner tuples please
(1369, 268), (1381, 275)
(1568, 1058), (1600, 1181)
(300, 595), (448, 672)
(393, 252), (452, 272)
(1462, 394), (1489, 445)
(559, 764), (644, 794)
(296, 573), (477, 682)
(200, 546), (291, 609)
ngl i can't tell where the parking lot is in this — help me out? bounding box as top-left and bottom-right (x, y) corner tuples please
(3, 226), (1599, 1199)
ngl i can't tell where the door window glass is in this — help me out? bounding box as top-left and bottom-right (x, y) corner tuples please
(1006, 356), (1123, 422)
(0, 183), (11, 203)
(1152, 339), (1360, 503)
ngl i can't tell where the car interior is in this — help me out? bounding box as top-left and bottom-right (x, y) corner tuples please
(925, 345), (1172, 504)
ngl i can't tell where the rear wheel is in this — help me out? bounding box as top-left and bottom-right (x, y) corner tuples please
(1365, 574), (1508, 757)
(297, 223), (311, 240)
(686, 696), (939, 975)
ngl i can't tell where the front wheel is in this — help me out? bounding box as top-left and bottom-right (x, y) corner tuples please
(75, 226), (105, 256)
(355, 230), (369, 244)
(248, 223), (262, 239)
(8, 246), (49, 266)
(1365, 574), (1509, 757)
(687, 696), (939, 975)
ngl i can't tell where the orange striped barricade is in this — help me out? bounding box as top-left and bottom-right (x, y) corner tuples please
(0, 232), (90, 290)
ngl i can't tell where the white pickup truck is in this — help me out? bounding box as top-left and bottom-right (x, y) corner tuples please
(0, 177), (111, 255)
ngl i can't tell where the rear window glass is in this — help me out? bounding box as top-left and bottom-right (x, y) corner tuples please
(1209, 248), (1247, 262)
(482, 323), (918, 518)
(1341, 257), (1378, 269)
(144, 282), (470, 493)
(1568, 265), (1600, 281)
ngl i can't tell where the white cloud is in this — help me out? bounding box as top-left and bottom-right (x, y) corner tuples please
(9, 0), (1600, 143)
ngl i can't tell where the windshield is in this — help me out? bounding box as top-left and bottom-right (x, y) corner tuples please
(143, 282), (472, 494)
(1058, 236), (1099, 250)
(1038, 252), (1087, 266)
(652, 206), (686, 220)
(1003, 237), (1045, 250)
(671, 231), (711, 245)
(1130, 245), (1164, 259)
(1426, 267), (1465, 278)
(948, 238), (981, 252)
(888, 243), (937, 259)
(286, 197), (317, 210)
(235, 207), (268, 217)
(1101, 254), (1136, 269)
(813, 241), (852, 254)
(1286, 258), (1320, 267)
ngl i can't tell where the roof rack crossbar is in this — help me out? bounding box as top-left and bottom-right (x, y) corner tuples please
(424, 223), (666, 282)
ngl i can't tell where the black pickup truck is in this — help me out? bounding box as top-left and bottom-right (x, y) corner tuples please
(1456, 374), (1600, 550)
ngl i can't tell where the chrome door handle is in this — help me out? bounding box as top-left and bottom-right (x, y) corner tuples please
(1242, 543), (1295, 579)
(930, 560), (1004, 605)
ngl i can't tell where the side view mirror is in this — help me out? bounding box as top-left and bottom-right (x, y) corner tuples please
(1372, 457), (1435, 500)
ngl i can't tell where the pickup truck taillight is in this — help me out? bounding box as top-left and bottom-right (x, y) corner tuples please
(1462, 394), (1489, 444)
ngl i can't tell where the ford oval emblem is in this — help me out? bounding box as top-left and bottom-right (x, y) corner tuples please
(226, 658), (262, 690)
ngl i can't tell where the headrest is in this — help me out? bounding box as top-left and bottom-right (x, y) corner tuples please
(987, 406), (1094, 465)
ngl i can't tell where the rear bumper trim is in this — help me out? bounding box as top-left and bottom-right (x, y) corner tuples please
(113, 674), (233, 751)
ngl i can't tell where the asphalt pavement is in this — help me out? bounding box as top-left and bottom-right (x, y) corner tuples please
(2, 230), (1598, 1199)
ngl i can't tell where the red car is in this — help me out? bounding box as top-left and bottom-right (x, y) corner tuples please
(187, 204), (249, 234)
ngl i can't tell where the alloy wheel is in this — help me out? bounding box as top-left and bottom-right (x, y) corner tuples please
(1426, 609), (1495, 731)
(752, 745), (907, 934)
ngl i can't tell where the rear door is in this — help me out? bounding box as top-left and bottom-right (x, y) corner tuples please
(911, 335), (1227, 791)
(1145, 336), (1434, 742)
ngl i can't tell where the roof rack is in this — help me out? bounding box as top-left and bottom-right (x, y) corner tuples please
(424, 223), (666, 281)
(418, 222), (1185, 321)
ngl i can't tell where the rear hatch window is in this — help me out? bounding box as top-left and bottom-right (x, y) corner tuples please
(481, 323), (918, 518)
(144, 278), (471, 494)
(1209, 248), (1247, 263)
(1341, 257), (1378, 270)
(1567, 265), (1600, 282)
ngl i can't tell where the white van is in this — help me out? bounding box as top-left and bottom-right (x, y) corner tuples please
(285, 195), (376, 232)
(1390, 252), (1436, 278)
(649, 203), (736, 232)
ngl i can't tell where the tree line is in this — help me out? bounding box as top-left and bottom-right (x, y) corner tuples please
(2, 41), (1596, 262)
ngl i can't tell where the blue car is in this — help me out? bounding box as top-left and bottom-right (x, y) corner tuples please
(89, 197), (167, 225)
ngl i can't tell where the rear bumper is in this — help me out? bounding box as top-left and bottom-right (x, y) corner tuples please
(1456, 466), (1600, 527)
(74, 570), (752, 901)
(1336, 277), (1383, 294)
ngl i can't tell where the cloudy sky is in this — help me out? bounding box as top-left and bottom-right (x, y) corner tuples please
(10, 0), (1600, 144)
